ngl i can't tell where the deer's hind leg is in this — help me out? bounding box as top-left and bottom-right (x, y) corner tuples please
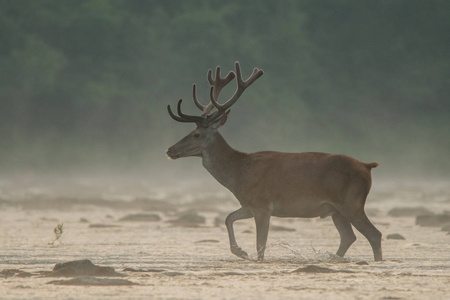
(225, 207), (253, 259)
(340, 178), (382, 261)
(347, 211), (382, 261)
(332, 212), (357, 257)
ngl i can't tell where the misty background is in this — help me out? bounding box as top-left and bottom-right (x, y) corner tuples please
(1, 0), (449, 183)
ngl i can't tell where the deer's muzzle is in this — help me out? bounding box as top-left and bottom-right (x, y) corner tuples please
(166, 149), (180, 160)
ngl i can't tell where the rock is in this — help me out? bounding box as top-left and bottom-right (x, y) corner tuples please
(79, 218), (89, 223)
(0, 199), (11, 206)
(118, 213), (161, 222)
(168, 210), (205, 227)
(214, 213), (228, 227)
(356, 261), (369, 265)
(185, 195), (233, 212)
(441, 224), (450, 232)
(88, 224), (121, 228)
(387, 233), (406, 240)
(292, 265), (353, 273)
(416, 214), (450, 227)
(388, 207), (433, 217)
(162, 271), (184, 276)
(123, 268), (165, 273)
(40, 217), (59, 222)
(45, 260), (124, 277)
(0, 269), (33, 278)
(48, 276), (137, 286)
(270, 225), (296, 232)
(195, 239), (220, 243)
(365, 208), (380, 217)
(214, 216), (225, 227)
(133, 198), (177, 212)
(222, 271), (245, 276)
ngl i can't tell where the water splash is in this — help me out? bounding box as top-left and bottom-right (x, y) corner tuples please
(265, 242), (350, 263)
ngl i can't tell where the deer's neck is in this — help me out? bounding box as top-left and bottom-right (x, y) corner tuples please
(202, 132), (246, 194)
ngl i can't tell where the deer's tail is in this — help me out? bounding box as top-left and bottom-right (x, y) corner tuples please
(365, 162), (379, 169)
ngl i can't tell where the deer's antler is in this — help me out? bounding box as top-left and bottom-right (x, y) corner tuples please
(168, 61), (264, 126)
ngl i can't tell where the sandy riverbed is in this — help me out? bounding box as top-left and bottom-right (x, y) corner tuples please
(1, 178), (449, 299)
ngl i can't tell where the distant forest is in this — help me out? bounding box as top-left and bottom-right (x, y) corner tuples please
(1, 0), (449, 177)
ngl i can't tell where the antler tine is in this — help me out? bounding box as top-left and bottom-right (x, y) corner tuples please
(211, 61), (264, 112)
(192, 82), (217, 117)
(209, 85), (221, 112)
(167, 101), (191, 123)
(200, 65), (236, 117)
(176, 99), (205, 123)
(192, 84), (205, 111)
(208, 66), (236, 101)
(167, 99), (204, 124)
(245, 67), (264, 87)
(207, 68), (213, 85)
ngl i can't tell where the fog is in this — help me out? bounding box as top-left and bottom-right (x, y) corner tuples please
(0, 1), (448, 184)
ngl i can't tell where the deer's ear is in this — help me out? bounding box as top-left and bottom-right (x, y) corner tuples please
(219, 112), (229, 126)
(212, 111), (229, 129)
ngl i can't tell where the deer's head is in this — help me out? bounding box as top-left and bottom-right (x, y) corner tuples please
(166, 62), (263, 159)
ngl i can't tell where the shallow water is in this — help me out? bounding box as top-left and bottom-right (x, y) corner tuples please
(1, 178), (450, 299)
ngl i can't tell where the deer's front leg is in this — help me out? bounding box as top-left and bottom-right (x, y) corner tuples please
(254, 210), (271, 261)
(225, 207), (253, 259)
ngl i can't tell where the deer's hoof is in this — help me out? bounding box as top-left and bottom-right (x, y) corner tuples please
(231, 246), (248, 259)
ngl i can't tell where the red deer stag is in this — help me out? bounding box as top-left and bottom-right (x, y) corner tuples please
(166, 62), (382, 261)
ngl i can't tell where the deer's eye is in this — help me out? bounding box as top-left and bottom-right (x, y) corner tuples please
(193, 133), (200, 138)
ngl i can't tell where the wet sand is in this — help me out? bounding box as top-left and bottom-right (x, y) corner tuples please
(1, 179), (449, 299)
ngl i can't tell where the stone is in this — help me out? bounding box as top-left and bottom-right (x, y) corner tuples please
(416, 214), (450, 227)
(388, 207), (433, 217)
(386, 233), (406, 240)
(118, 213), (161, 222)
(48, 276), (137, 286)
(45, 260), (123, 277)
(168, 210), (205, 227)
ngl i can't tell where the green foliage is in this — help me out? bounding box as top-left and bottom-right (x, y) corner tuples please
(0, 0), (449, 177)
(50, 223), (64, 245)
